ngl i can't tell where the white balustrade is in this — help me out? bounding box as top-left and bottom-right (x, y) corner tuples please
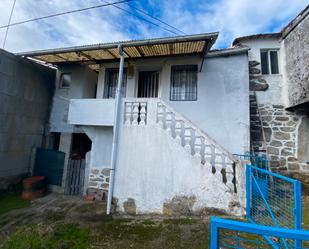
(155, 100), (237, 188)
(124, 100), (147, 126)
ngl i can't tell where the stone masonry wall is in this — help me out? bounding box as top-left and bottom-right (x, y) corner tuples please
(259, 104), (308, 171)
(87, 167), (110, 200)
(284, 11), (309, 106)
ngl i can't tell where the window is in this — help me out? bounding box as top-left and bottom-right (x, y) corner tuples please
(260, 50), (279, 75)
(170, 65), (198, 101)
(104, 68), (127, 98)
(59, 73), (71, 88)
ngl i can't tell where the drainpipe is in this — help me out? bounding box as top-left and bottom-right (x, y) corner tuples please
(106, 44), (124, 215)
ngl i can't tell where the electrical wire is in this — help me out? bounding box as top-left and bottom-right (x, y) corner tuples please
(3, 0), (17, 48)
(127, 3), (186, 34)
(100, 0), (182, 35)
(0, 0), (131, 29)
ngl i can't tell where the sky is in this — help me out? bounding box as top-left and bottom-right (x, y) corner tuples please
(0, 0), (307, 53)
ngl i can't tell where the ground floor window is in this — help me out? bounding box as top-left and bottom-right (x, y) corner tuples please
(170, 65), (198, 101)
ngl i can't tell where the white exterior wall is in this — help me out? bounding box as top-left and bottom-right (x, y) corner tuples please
(240, 38), (286, 105)
(49, 64), (97, 132)
(97, 54), (250, 154)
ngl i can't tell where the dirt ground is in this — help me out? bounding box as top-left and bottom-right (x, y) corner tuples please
(0, 193), (216, 249)
(0, 172), (309, 249)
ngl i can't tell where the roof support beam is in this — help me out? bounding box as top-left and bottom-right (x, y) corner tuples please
(76, 51), (94, 61)
(135, 46), (145, 57)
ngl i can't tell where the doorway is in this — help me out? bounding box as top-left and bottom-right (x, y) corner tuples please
(65, 133), (91, 195)
(137, 71), (159, 98)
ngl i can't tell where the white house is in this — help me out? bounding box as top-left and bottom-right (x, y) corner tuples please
(19, 33), (250, 215)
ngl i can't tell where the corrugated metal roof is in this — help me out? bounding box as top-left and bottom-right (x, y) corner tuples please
(16, 33), (218, 67)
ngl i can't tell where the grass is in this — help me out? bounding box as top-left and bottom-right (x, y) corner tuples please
(1, 224), (89, 249)
(0, 194), (30, 215)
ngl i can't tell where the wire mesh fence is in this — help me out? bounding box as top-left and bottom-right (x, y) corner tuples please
(233, 154), (268, 170)
(248, 166), (299, 229)
(218, 228), (309, 249)
(210, 217), (309, 249)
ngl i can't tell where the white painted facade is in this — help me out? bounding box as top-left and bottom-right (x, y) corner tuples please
(50, 51), (250, 214)
(240, 38), (286, 105)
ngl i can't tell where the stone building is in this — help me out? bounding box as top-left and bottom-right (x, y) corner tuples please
(233, 5), (309, 171)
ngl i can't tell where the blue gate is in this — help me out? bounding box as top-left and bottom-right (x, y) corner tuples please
(210, 155), (308, 249)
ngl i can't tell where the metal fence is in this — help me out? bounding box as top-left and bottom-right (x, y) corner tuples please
(210, 160), (307, 248)
(210, 217), (309, 249)
(65, 159), (85, 195)
(233, 154), (268, 170)
(246, 165), (302, 231)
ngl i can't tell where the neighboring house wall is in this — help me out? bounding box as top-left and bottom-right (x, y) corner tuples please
(0, 49), (55, 189)
(49, 64), (97, 133)
(283, 11), (309, 106)
(239, 33), (309, 171)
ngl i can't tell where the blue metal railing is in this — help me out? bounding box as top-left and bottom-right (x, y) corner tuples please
(210, 217), (309, 249)
(210, 158), (307, 248)
(233, 153), (268, 170)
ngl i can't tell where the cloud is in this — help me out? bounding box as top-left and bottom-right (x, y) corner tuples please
(0, 0), (307, 52)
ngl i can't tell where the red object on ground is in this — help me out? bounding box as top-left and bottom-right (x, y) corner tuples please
(83, 195), (95, 201)
(21, 176), (46, 200)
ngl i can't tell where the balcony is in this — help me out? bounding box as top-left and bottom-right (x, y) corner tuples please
(68, 99), (115, 126)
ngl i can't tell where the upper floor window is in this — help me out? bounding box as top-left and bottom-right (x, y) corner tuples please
(170, 65), (198, 101)
(260, 49), (279, 75)
(59, 73), (71, 88)
(104, 68), (127, 98)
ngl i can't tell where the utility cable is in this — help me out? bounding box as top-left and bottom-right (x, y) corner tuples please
(3, 0), (17, 48)
(0, 0), (131, 29)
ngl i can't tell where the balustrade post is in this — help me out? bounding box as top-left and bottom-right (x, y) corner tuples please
(174, 119), (183, 143)
(132, 102), (139, 125)
(157, 102), (165, 127)
(165, 112), (173, 136)
(194, 135), (202, 162)
(139, 102), (147, 125)
(184, 125), (192, 153)
(124, 102), (132, 125)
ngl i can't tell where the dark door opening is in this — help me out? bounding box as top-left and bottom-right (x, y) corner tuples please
(65, 133), (92, 195)
(137, 71), (159, 98)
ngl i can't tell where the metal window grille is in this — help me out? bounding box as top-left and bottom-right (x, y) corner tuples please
(137, 71), (159, 98)
(104, 68), (127, 98)
(170, 65), (197, 101)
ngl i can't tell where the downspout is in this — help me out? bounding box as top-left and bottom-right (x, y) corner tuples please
(106, 44), (124, 215)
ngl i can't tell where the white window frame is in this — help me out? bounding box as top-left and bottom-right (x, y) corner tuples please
(260, 49), (280, 75)
(59, 73), (71, 88)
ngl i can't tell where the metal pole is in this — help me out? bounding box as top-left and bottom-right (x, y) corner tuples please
(106, 44), (124, 215)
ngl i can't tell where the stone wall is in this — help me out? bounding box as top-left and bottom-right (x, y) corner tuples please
(284, 11), (309, 106)
(87, 167), (110, 200)
(259, 104), (308, 171)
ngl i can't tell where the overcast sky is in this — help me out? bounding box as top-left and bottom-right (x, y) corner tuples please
(0, 0), (307, 53)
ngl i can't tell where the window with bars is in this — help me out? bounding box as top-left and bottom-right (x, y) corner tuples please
(103, 68), (127, 98)
(170, 65), (198, 101)
(260, 49), (279, 75)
